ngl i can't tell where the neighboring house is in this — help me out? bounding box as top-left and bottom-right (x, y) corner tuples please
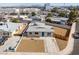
(50, 17), (68, 25)
(30, 16), (41, 21)
(0, 22), (25, 36)
(23, 8), (41, 14)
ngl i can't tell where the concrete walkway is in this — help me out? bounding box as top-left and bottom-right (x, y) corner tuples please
(40, 37), (59, 54)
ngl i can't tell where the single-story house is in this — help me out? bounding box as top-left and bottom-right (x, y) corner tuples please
(23, 22), (53, 37)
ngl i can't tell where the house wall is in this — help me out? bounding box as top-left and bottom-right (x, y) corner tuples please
(53, 27), (70, 40)
(58, 23), (75, 55)
(54, 27), (68, 36)
(26, 32), (53, 37)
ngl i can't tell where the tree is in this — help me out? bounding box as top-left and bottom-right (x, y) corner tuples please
(51, 7), (58, 13)
(47, 13), (52, 17)
(10, 13), (17, 15)
(67, 8), (78, 25)
(45, 18), (52, 23)
(31, 12), (36, 16)
(25, 12), (29, 15)
(58, 12), (66, 17)
(11, 18), (20, 23)
(20, 13), (25, 15)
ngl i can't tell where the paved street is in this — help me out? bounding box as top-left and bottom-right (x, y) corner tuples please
(0, 36), (21, 52)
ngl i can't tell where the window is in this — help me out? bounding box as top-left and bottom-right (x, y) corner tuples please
(47, 32), (51, 36)
(29, 32), (32, 34)
(35, 32), (38, 34)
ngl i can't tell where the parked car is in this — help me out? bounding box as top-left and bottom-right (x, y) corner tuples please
(72, 32), (79, 39)
(0, 36), (6, 45)
(0, 22), (4, 25)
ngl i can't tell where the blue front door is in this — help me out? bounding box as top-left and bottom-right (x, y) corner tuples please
(42, 32), (44, 37)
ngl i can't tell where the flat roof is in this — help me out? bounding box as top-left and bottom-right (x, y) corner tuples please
(0, 22), (23, 32)
(26, 22), (53, 32)
(16, 39), (45, 52)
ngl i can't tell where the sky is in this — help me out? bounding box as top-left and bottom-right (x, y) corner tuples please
(0, 0), (78, 7)
(0, 3), (79, 7)
(0, 0), (78, 3)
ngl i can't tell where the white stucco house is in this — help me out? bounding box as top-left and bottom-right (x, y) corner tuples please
(23, 21), (53, 37)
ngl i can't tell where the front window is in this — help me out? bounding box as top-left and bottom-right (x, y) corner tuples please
(35, 32), (38, 34)
(29, 32), (32, 34)
(47, 32), (51, 36)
